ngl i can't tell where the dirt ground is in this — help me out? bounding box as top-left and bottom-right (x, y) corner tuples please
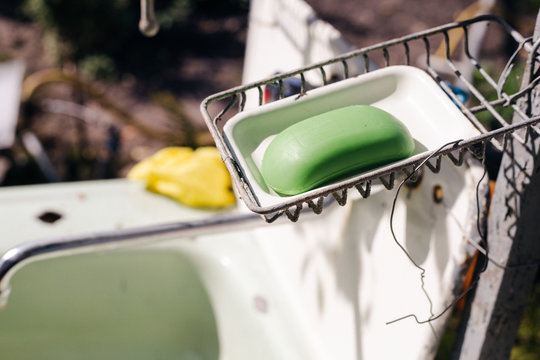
(0, 0), (538, 183)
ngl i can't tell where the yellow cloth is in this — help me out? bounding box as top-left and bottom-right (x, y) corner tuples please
(127, 147), (236, 208)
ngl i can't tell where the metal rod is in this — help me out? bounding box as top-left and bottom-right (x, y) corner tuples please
(139, 0), (159, 37)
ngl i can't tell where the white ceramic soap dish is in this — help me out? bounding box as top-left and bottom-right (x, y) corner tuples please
(221, 66), (480, 219)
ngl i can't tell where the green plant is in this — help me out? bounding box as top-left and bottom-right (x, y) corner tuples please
(471, 63), (524, 130)
(78, 54), (117, 81)
(511, 276), (540, 360)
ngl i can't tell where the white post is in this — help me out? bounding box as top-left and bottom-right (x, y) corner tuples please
(457, 10), (540, 360)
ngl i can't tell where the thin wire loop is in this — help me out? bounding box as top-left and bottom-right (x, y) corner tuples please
(387, 140), (462, 326)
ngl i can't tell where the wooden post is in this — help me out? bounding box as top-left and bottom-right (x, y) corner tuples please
(457, 11), (540, 360)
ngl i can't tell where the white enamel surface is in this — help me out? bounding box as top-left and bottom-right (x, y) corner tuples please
(252, 158), (484, 359)
(242, 0), (366, 106)
(0, 160), (484, 359)
(0, 180), (324, 360)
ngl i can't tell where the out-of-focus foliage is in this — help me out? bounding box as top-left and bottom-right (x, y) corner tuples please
(78, 53), (118, 81)
(471, 63), (523, 130)
(511, 275), (540, 360)
(21, 0), (248, 79)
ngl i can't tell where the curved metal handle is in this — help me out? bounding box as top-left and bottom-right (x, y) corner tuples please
(0, 212), (264, 309)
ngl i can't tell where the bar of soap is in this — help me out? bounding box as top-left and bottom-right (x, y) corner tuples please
(261, 105), (415, 195)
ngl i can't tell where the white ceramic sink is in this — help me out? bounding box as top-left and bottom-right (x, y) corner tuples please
(0, 159), (486, 359)
(0, 179), (322, 360)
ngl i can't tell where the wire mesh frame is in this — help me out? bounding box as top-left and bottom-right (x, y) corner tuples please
(200, 15), (540, 223)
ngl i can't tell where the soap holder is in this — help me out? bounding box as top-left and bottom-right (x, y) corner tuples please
(220, 66), (480, 218)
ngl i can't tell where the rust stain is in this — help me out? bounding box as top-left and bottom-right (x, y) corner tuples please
(432, 184), (444, 204)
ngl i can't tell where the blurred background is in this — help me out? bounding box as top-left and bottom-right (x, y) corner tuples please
(0, 0), (249, 185)
(0, 0), (538, 185)
(0, 0), (539, 358)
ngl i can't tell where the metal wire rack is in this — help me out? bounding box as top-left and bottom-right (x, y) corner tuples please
(201, 15), (540, 223)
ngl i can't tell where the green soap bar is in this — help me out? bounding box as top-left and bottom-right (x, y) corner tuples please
(261, 105), (415, 195)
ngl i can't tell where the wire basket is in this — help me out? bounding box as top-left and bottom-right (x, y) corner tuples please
(201, 15), (540, 223)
